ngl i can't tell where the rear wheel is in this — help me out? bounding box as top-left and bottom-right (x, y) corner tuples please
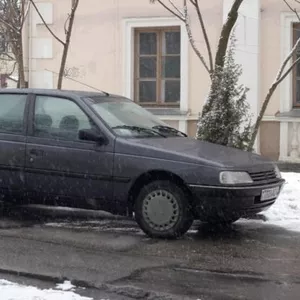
(134, 180), (193, 238)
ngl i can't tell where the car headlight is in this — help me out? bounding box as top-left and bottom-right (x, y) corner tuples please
(274, 165), (281, 179)
(219, 171), (253, 184)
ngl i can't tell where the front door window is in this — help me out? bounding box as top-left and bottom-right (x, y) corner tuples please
(33, 96), (95, 141)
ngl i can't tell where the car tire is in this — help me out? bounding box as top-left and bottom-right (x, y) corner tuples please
(134, 180), (194, 238)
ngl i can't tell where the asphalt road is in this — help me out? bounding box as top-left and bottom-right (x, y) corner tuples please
(0, 208), (300, 300)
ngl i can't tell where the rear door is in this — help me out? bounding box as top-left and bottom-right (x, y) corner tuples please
(0, 93), (29, 202)
(25, 94), (115, 210)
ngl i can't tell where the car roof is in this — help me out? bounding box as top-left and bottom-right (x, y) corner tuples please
(0, 88), (119, 98)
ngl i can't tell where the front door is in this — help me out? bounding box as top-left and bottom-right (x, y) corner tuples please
(0, 93), (28, 203)
(25, 94), (114, 210)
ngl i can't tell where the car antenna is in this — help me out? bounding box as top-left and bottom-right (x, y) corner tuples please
(45, 69), (110, 96)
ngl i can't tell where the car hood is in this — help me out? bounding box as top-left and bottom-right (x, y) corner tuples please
(122, 137), (273, 170)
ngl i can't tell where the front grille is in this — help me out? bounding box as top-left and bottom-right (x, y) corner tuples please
(249, 170), (277, 183)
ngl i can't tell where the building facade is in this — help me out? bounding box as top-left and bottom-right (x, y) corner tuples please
(23, 0), (300, 162)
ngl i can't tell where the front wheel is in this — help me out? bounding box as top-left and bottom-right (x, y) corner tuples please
(134, 180), (194, 238)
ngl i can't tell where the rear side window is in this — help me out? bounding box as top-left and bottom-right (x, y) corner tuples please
(0, 94), (27, 134)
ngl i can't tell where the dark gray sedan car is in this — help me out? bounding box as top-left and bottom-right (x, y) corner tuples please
(0, 89), (285, 238)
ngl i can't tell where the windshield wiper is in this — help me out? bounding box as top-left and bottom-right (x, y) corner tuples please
(112, 125), (166, 137)
(152, 125), (187, 137)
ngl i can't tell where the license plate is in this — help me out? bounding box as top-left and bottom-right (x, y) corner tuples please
(261, 187), (280, 201)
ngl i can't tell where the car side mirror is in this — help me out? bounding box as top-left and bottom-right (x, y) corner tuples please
(79, 129), (106, 144)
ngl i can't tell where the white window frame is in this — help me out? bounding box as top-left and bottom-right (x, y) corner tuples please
(280, 12), (299, 112)
(279, 12), (300, 160)
(122, 17), (189, 112)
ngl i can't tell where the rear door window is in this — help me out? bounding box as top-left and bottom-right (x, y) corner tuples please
(0, 94), (27, 134)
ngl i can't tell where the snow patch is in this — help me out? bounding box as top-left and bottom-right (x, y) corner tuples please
(0, 279), (92, 300)
(259, 172), (300, 231)
(56, 280), (76, 291)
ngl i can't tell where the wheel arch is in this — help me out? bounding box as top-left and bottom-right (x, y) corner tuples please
(127, 170), (193, 213)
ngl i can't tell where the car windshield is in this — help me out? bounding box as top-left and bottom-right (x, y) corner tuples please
(84, 96), (185, 138)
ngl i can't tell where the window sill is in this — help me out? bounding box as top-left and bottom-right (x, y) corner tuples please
(276, 109), (300, 118)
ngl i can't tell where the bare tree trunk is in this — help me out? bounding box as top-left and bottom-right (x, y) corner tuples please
(57, 44), (68, 89)
(248, 86), (277, 151)
(57, 1), (78, 89)
(214, 0), (244, 69)
(18, 58), (26, 87)
(17, 38), (26, 88)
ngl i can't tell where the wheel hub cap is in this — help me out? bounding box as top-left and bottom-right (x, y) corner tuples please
(142, 190), (179, 231)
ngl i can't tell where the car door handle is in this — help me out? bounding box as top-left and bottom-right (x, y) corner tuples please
(29, 149), (44, 156)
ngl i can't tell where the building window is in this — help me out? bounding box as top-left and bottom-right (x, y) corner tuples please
(134, 27), (181, 106)
(293, 23), (300, 107)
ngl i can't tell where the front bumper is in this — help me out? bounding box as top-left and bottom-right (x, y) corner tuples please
(189, 179), (285, 220)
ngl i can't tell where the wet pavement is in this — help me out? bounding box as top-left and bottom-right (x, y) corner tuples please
(0, 207), (299, 299)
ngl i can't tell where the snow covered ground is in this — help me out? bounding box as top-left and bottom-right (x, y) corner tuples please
(256, 172), (300, 232)
(0, 279), (93, 300)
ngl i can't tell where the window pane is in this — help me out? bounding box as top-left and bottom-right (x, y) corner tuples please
(294, 25), (300, 53)
(0, 94), (26, 134)
(34, 96), (93, 140)
(162, 80), (180, 103)
(163, 31), (180, 54)
(139, 81), (156, 102)
(139, 57), (156, 78)
(139, 32), (157, 55)
(162, 56), (180, 78)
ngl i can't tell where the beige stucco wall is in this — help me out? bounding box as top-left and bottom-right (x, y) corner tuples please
(260, 121), (280, 160)
(260, 0), (290, 115)
(32, 0), (222, 116)
(33, 0), (290, 117)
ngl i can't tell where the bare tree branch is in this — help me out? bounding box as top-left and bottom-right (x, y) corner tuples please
(29, 0), (65, 46)
(277, 55), (300, 85)
(167, 0), (185, 18)
(150, 0), (185, 21)
(249, 53), (300, 149)
(0, 52), (15, 61)
(0, 16), (18, 33)
(57, 0), (80, 89)
(189, 0), (213, 73)
(276, 35), (300, 81)
(248, 0), (300, 148)
(64, 14), (71, 34)
(151, 0), (211, 75)
(183, 0), (210, 74)
(284, 0), (300, 21)
(7, 60), (17, 76)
